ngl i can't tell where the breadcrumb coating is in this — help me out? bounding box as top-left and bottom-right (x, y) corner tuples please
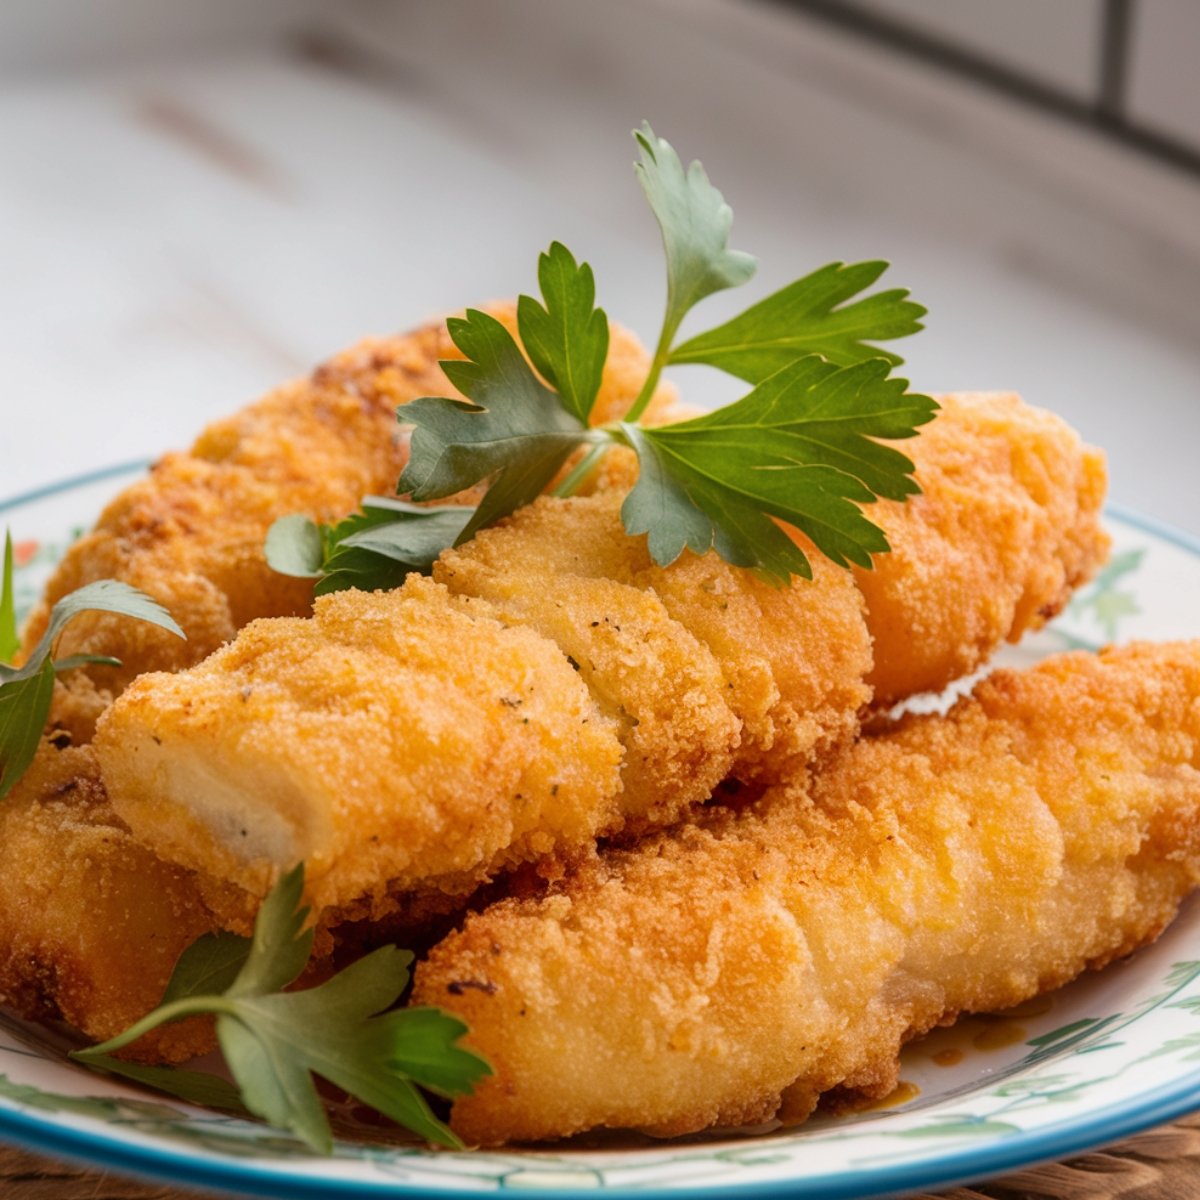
(435, 490), (871, 791)
(94, 577), (626, 927)
(414, 641), (1200, 1145)
(0, 745), (218, 1062)
(26, 306), (673, 743)
(857, 391), (1109, 702)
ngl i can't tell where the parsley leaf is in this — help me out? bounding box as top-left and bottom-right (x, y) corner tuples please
(517, 241), (609, 425)
(266, 500), (474, 597)
(0, 662), (56, 802)
(263, 514), (324, 580)
(262, 125), (936, 592)
(81, 1055), (250, 1114)
(9, 580), (183, 684)
(0, 532), (18, 664)
(398, 308), (589, 542)
(0, 578), (184, 800)
(633, 122), (757, 349)
(161, 930), (253, 1003)
(226, 862), (312, 996)
(671, 260), (927, 381)
(618, 356), (938, 581)
(72, 864), (490, 1154)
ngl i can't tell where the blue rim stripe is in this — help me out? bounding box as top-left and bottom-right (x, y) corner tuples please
(0, 460), (151, 517)
(0, 467), (1198, 1199)
(1106, 500), (1200, 556)
(0, 1062), (1199, 1200)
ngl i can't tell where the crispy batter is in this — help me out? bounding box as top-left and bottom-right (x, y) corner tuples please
(0, 745), (218, 1062)
(589, 392), (1109, 708)
(27, 307), (674, 742)
(414, 641), (1200, 1145)
(439, 530), (742, 830)
(856, 391), (1110, 702)
(91, 390), (1110, 928)
(92, 506), (866, 925)
(94, 577), (627, 928)
(435, 490), (871, 790)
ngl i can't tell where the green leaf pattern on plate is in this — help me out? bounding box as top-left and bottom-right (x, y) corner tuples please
(1053, 548), (1146, 652)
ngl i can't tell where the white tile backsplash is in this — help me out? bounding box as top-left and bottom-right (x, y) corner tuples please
(0, 0), (328, 77)
(1128, 0), (1200, 148)
(850, 0), (1103, 99)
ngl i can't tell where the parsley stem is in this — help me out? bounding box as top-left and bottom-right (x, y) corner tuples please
(553, 441), (611, 498)
(72, 995), (240, 1060)
(622, 317), (677, 426)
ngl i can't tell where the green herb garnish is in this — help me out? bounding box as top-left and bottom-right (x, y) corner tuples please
(73, 864), (490, 1153)
(268, 122), (934, 592)
(620, 356), (933, 578)
(669, 259), (927, 380)
(0, 532), (18, 665)
(267, 499), (473, 597)
(516, 240), (610, 425)
(400, 306), (591, 545)
(0, 565), (184, 800)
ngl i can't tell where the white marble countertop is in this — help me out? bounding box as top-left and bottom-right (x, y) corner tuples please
(2, 0), (1198, 532)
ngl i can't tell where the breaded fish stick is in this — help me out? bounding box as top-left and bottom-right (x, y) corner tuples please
(0, 745), (218, 1062)
(414, 641), (1200, 1145)
(27, 308), (674, 742)
(93, 393), (1108, 925)
(856, 391), (1108, 702)
(435, 491), (871, 790)
(97, 577), (629, 926)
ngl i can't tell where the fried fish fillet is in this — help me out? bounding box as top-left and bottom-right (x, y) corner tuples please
(855, 391), (1109, 702)
(93, 388), (1107, 931)
(434, 491), (871, 790)
(96, 577), (628, 927)
(413, 641), (1200, 1145)
(94, 543), (868, 927)
(0, 745), (218, 1062)
(27, 307), (675, 743)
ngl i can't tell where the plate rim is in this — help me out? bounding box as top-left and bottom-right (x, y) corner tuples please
(3, 1065), (1200, 1200)
(1, 464), (1199, 1200)
(0, 459), (151, 516)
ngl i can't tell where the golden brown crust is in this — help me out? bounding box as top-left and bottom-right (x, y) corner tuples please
(435, 501), (743, 827)
(27, 305), (673, 742)
(414, 641), (1200, 1145)
(436, 489), (871, 791)
(93, 483), (871, 924)
(89, 388), (1112, 932)
(0, 745), (218, 1062)
(856, 391), (1110, 702)
(94, 577), (626, 926)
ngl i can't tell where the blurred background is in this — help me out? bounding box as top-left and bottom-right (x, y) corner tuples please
(1, 0), (1197, 529)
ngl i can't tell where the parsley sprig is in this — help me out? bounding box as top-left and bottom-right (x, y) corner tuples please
(0, 540), (185, 800)
(0, 533), (18, 666)
(266, 499), (473, 597)
(267, 122), (934, 590)
(73, 864), (490, 1153)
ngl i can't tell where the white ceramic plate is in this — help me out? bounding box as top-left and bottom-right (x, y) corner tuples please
(2, 464), (1200, 1200)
